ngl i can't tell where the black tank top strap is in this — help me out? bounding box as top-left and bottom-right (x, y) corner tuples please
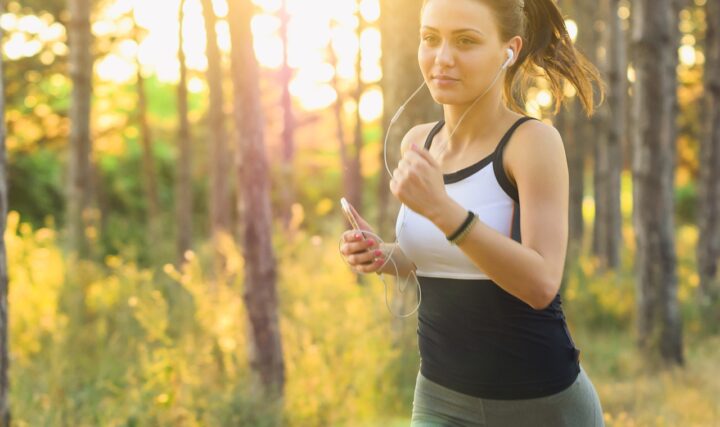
(423, 120), (446, 150)
(493, 116), (537, 204)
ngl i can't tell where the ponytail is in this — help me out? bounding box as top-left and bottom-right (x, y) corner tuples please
(506, 0), (604, 116)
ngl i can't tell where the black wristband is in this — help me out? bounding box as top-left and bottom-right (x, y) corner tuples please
(446, 210), (475, 242)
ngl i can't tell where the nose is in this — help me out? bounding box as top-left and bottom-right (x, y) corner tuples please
(434, 41), (454, 68)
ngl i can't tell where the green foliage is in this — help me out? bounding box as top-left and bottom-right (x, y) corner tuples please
(8, 149), (65, 227)
(675, 181), (697, 225)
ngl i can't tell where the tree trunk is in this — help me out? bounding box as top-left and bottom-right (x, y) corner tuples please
(697, 0), (720, 319)
(349, 2), (365, 219)
(377, 0), (440, 347)
(563, 99), (585, 258)
(278, 0), (296, 229)
(562, 0), (589, 256)
(603, 0), (625, 270)
(377, 0), (440, 238)
(0, 11), (11, 424)
(631, 0), (683, 365)
(176, 0), (193, 265)
(591, 0), (610, 263)
(133, 21), (160, 250)
(201, 0), (231, 281)
(67, 0), (93, 258)
(228, 0), (285, 398)
(594, 0), (624, 270)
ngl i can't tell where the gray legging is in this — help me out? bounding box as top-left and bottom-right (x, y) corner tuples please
(411, 366), (605, 427)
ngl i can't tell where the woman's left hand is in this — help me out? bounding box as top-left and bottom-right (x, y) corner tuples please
(389, 143), (451, 221)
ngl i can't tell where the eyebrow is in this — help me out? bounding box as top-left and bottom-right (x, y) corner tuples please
(421, 26), (486, 37)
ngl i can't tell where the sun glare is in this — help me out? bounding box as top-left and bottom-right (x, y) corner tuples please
(8, 0), (384, 118)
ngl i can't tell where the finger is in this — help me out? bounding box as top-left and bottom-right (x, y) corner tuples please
(345, 239), (377, 255)
(348, 250), (377, 266)
(355, 257), (385, 273)
(347, 203), (372, 231)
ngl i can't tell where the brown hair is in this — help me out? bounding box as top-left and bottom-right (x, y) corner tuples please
(421, 0), (604, 116)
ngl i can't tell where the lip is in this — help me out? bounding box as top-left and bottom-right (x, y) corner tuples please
(432, 75), (459, 81)
(432, 75), (460, 86)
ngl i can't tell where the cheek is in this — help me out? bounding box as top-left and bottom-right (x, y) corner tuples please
(418, 47), (433, 72)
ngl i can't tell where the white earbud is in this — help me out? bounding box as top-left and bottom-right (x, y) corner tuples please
(502, 48), (515, 70)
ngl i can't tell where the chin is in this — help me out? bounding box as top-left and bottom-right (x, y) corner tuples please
(429, 90), (470, 106)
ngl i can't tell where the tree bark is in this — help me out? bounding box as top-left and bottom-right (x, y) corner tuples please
(176, 0), (193, 265)
(349, 2), (365, 219)
(133, 21), (161, 250)
(603, 0), (625, 269)
(377, 0), (440, 238)
(591, 0), (610, 263)
(67, 0), (93, 258)
(0, 10), (11, 424)
(697, 0), (720, 318)
(561, 0), (588, 255)
(201, 0), (231, 281)
(593, 0), (624, 270)
(228, 0), (285, 398)
(278, 0), (296, 229)
(631, 0), (683, 365)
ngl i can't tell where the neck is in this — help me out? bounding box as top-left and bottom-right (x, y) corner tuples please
(441, 87), (509, 153)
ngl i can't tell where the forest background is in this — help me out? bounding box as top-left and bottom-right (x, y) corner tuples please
(0, 0), (719, 425)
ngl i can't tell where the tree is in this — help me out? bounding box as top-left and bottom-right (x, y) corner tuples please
(133, 17), (161, 251)
(558, 0), (589, 256)
(697, 0), (720, 318)
(631, 0), (683, 365)
(278, 0), (296, 229)
(345, 1), (367, 223)
(595, 0), (625, 269)
(201, 0), (231, 280)
(67, 0), (93, 257)
(176, 0), (193, 265)
(377, 0), (439, 237)
(0, 6), (11, 423)
(228, 0), (285, 398)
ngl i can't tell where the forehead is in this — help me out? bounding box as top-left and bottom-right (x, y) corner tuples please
(420, 0), (498, 35)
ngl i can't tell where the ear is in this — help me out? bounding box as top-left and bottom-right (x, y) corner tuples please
(506, 36), (523, 66)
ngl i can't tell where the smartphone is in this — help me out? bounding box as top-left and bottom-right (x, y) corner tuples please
(340, 197), (365, 239)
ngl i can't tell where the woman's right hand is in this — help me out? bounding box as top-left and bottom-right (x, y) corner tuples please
(339, 202), (386, 274)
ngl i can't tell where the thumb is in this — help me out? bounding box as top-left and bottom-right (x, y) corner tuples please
(347, 201), (372, 232)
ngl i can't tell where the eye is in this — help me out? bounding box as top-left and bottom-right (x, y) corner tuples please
(421, 34), (439, 44)
(458, 37), (477, 45)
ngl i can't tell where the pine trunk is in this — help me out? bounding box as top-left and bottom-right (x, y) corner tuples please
(0, 11), (11, 424)
(134, 23), (161, 249)
(697, 0), (720, 319)
(67, 0), (93, 258)
(201, 0), (231, 281)
(279, 0), (296, 229)
(603, 0), (625, 269)
(176, 0), (193, 264)
(228, 0), (285, 397)
(377, 0), (440, 238)
(631, 0), (683, 365)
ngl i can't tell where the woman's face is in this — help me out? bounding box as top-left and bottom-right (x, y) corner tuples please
(418, 0), (508, 105)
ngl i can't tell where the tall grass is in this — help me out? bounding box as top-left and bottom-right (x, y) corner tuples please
(5, 204), (719, 426)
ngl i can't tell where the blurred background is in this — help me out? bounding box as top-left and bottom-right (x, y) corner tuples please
(0, 0), (718, 425)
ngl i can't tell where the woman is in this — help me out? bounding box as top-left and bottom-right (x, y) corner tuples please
(339, 0), (605, 425)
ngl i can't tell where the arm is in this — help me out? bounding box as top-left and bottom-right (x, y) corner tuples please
(377, 243), (417, 277)
(427, 122), (569, 310)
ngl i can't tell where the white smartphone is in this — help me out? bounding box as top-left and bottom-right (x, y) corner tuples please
(340, 197), (363, 234)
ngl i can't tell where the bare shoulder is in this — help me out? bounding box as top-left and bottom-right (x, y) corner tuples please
(399, 121), (439, 157)
(503, 119), (566, 187)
